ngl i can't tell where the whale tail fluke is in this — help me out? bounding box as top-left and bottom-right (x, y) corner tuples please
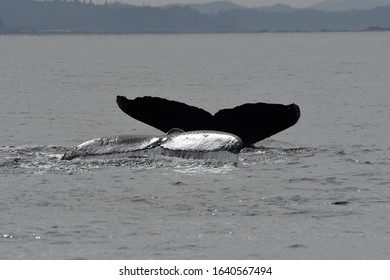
(213, 102), (300, 145)
(116, 96), (213, 132)
(116, 95), (300, 145)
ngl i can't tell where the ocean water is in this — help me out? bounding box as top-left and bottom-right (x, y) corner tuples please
(0, 33), (389, 259)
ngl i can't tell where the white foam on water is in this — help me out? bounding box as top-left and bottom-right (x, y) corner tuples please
(153, 147), (239, 162)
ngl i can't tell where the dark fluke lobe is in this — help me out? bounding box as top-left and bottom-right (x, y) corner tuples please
(116, 95), (300, 145)
(116, 96), (213, 132)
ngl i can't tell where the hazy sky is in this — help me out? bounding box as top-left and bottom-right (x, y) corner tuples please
(92, 0), (324, 8)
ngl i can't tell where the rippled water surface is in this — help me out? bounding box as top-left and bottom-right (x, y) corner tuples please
(0, 33), (389, 259)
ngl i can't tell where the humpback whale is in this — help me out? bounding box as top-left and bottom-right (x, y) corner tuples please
(61, 129), (243, 161)
(116, 96), (300, 146)
(62, 96), (300, 161)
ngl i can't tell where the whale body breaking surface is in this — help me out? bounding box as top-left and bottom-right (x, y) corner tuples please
(61, 129), (243, 161)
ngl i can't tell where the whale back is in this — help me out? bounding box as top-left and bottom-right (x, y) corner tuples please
(61, 135), (161, 160)
(62, 131), (242, 161)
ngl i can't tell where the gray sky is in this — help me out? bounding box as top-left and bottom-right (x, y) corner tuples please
(92, 0), (324, 8)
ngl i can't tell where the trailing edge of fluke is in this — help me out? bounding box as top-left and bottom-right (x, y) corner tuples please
(116, 95), (300, 146)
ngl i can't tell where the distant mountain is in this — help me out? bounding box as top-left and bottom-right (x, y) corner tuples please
(311, 0), (390, 11)
(256, 4), (298, 13)
(106, 2), (136, 9)
(0, 0), (239, 33)
(1, 0), (390, 33)
(222, 6), (390, 31)
(166, 1), (242, 15)
(168, 2), (297, 14)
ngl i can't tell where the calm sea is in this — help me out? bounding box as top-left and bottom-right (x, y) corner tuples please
(0, 33), (389, 259)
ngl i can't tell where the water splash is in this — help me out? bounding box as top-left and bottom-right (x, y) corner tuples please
(0, 144), (317, 175)
(0, 145), (239, 175)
